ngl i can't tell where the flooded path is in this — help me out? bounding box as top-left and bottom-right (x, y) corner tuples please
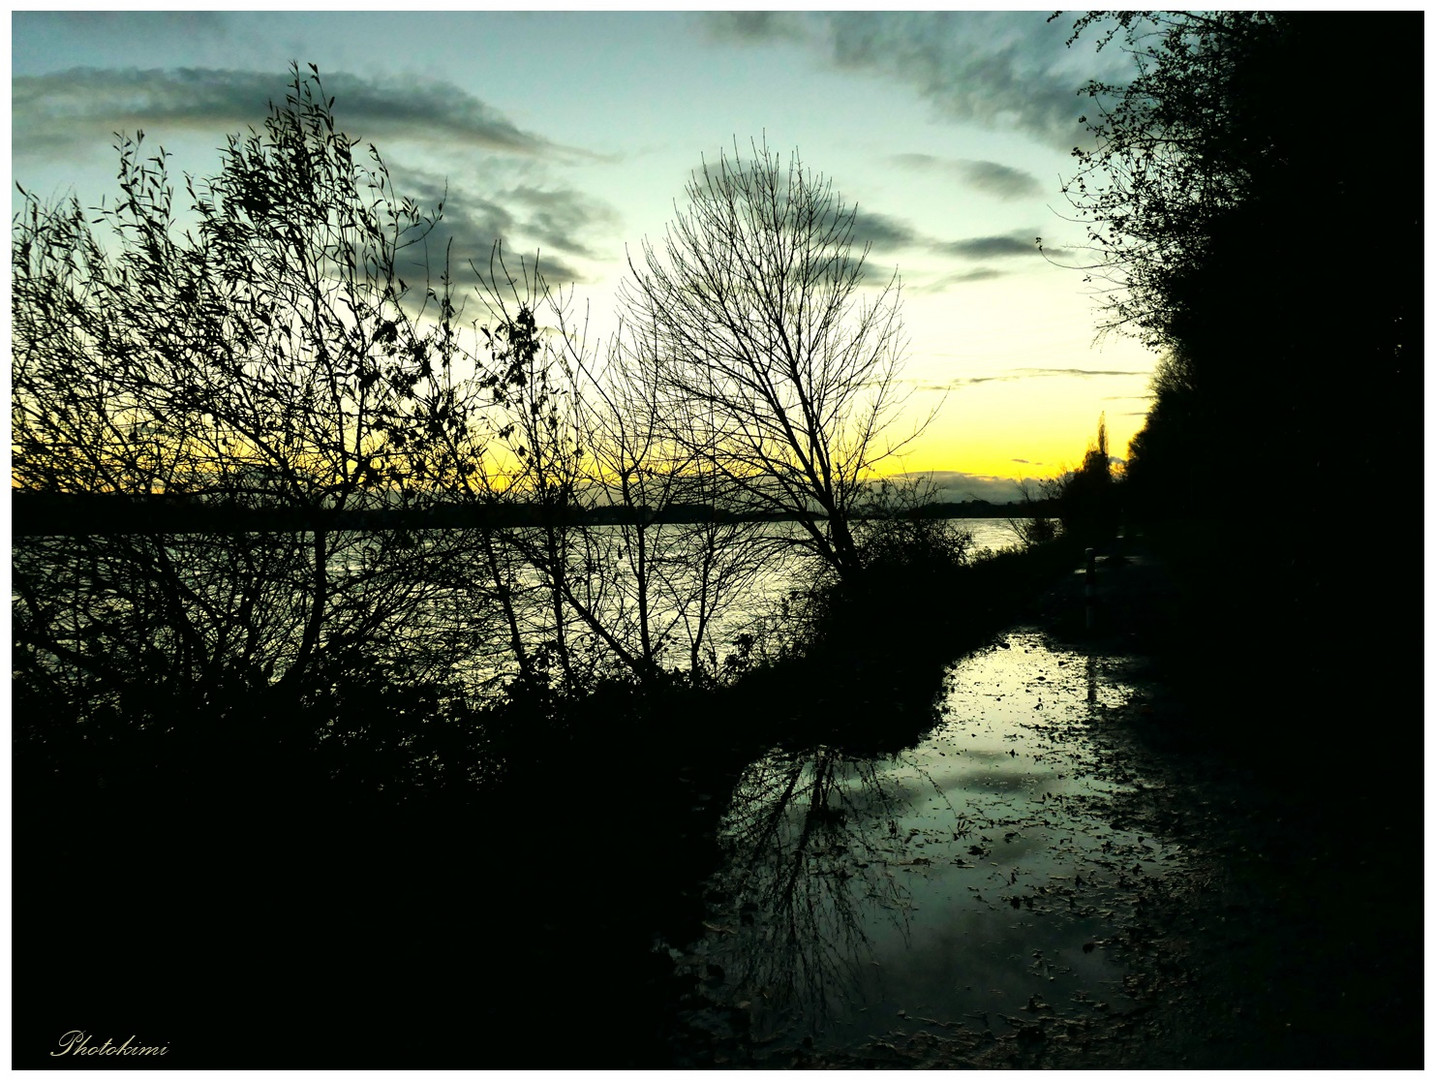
(670, 628), (1203, 1065)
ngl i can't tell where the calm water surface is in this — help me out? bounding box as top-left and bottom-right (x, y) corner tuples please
(676, 629), (1186, 1057)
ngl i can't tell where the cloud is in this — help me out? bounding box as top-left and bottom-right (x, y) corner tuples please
(917, 268), (1009, 292)
(935, 366), (1151, 388)
(1025, 367), (1148, 378)
(702, 11), (806, 43)
(702, 11), (1131, 149)
(845, 213), (1040, 282)
(848, 211), (922, 252)
(12, 66), (615, 290)
(17, 10), (228, 40)
(500, 185), (621, 264)
(884, 470), (1034, 503)
(385, 166), (601, 289)
(936, 232), (1042, 259)
(892, 153), (1043, 200)
(12, 66), (569, 160)
(960, 159), (1044, 200)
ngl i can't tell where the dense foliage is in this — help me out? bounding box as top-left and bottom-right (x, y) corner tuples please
(1062, 12), (1422, 527)
(1059, 12), (1422, 725)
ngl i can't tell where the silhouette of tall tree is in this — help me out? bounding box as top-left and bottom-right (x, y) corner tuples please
(1056, 12), (1423, 740)
(1057, 414), (1119, 545)
(618, 141), (919, 586)
(464, 249), (786, 693)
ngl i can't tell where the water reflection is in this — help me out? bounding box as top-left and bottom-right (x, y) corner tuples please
(697, 744), (968, 1041)
(680, 631), (1190, 1059)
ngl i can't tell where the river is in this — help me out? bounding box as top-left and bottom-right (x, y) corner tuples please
(415, 513), (1033, 693)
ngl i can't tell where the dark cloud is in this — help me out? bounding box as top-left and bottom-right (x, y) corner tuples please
(892, 153), (1043, 200)
(937, 232), (1042, 259)
(13, 66), (567, 160)
(843, 215), (1042, 277)
(847, 214), (1040, 287)
(702, 11), (1131, 150)
(506, 185), (621, 263)
(1026, 367), (1147, 378)
(847, 257), (902, 290)
(959, 159), (1043, 200)
(918, 268), (1008, 292)
(17, 10), (228, 39)
(885, 470), (1032, 503)
(894, 152), (947, 169)
(12, 66), (612, 290)
(702, 11), (805, 43)
(386, 167), (598, 290)
(848, 211), (922, 252)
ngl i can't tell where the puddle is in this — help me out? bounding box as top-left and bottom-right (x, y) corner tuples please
(676, 629), (1190, 1059)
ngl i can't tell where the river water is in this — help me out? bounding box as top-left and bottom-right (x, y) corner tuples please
(943, 516), (1028, 555)
(433, 514), (1031, 692)
(672, 627), (1188, 1061)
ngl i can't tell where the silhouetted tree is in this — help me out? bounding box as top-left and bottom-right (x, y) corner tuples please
(1058, 12), (1422, 527)
(468, 247), (789, 694)
(12, 64), (493, 729)
(1056, 414), (1120, 545)
(589, 312), (787, 682)
(1008, 478), (1062, 549)
(1056, 12), (1286, 349)
(850, 474), (976, 575)
(1056, 11), (1423, 738)
(618, 140), (921, 586)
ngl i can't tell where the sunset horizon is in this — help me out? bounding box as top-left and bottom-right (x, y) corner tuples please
(13, 11), (1159, 487)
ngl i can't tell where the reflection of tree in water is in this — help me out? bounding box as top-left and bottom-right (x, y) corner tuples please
(700, 745), (966, 1039)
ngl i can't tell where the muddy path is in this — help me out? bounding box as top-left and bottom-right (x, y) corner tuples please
(659, 552), (1423, 1069)
(663, 629), (1199, 1066)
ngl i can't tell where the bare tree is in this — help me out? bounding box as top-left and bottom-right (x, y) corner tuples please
(618, 141), (921, 586)
(471, 247), (785, 691)
(583, 321), (787, 682)
(472, 250), (638, 695)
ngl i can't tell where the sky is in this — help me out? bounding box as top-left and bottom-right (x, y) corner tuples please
(11, 9), (1162, 502)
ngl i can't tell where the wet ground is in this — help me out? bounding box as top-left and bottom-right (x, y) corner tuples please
(660, 552), (1424, 1068)
(665, 629), (1181, 1065)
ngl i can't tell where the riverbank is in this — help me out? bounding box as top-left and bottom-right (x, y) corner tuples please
(12, 532), (1421, 1069)
(12, 533), (1082, 1069)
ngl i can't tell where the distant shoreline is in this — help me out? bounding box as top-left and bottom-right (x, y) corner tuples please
(12, 490), (1056, 537)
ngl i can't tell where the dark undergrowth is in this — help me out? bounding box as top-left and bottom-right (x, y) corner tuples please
(14, 534), (1090, 1069)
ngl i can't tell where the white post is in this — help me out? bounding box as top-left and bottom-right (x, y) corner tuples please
(1085, 547), (1096, 631)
